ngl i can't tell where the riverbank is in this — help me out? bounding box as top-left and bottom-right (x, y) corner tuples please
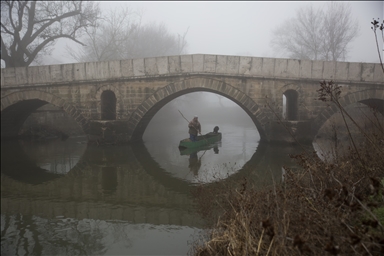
(191, 83), (384, 255)
(191, 139), (384, 255)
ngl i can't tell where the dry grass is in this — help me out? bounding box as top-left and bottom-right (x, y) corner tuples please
(190, 82), (384, 256)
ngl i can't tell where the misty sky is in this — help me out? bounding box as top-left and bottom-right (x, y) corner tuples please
(48, 1), (383, 65)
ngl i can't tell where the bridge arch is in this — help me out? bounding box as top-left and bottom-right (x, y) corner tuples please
(278, 83), (303, 121)
(311, 88), (384, 140)
(95, 84), (122, 120)
(127, 77), (269, 142)
(1, 90), (90, 138)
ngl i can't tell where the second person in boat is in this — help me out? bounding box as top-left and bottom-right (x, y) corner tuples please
(188, 115), (201, 142)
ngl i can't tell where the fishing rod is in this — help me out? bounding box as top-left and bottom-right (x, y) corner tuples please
(178, 109), (207, 142)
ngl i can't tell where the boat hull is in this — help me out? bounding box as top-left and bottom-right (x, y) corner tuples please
(178, 132), (222, 149)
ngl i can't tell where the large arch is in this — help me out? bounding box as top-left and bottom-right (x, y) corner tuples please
(127, 77), (269, 142)
(311, 88), (384, 140)
(1, 90), (89, 138)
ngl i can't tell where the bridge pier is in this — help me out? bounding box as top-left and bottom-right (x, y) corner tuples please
(267, 120), (313, 144)
(88, 120), (132, 145)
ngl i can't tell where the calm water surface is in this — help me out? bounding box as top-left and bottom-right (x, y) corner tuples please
(1, 123), (308, 255)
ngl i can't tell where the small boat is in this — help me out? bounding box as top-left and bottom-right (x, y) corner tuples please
(179, 142), (220, 156)
(178, 132), (222, 149)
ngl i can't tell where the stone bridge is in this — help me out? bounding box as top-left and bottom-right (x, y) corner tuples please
(1, 54), (383, 144)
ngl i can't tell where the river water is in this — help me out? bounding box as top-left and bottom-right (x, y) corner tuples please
(1, 119), (310, 255)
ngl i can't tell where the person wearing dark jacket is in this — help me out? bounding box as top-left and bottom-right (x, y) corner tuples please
(188, 116), (201, 142)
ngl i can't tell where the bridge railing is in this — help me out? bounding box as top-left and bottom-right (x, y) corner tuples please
(1, 54), (383, 88)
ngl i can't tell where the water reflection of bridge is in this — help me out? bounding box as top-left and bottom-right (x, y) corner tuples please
(1, 140), (306, 227)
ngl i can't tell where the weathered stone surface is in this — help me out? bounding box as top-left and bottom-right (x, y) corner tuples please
(203, 55), (216, 73)
(261, 58), (275, 77)
(300, 60), (312, 79)
(192, 54), (204, 72)
(1, 54), (382, 145)
(216, 55), (227, 73)
(169, 56), (181, 74)
(133, 58), (145, 76)
(157, 57), (169, 75)
(322, 61), (336, 80)
(239, 56), (252, 75)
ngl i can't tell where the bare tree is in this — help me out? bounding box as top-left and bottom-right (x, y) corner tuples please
(69, 7), (189, 62)
(68, 7), (141, 62)
(127, 22), (188, 59)
(0, 0), (100, 68)
(271, 2), (359, 61)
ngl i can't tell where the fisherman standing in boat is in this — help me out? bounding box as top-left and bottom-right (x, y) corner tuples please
(188, 115), (201, 142)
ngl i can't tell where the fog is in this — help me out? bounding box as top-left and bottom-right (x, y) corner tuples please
(143, 92), (257, 141)
(48, 1), (383, 65)
(14, 2), (384, 139)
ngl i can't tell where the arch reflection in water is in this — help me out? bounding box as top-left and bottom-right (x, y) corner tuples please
(19, 137), (87, 175)
(1, 137), (87, 184)
(1, 133), (307, 255)
(144, 123), (261, 183)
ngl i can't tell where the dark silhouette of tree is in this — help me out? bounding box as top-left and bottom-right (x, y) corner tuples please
(1, 0), (100, 67)
(371, 18), (384, 73)
(271, 2), (359, 61)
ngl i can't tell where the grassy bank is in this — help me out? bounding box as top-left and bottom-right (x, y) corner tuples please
(190, 82), (384, 255)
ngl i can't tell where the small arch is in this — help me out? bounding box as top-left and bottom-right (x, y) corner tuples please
(101, 90), (116, 120)
(95, 85), (122, 120)
(283, 89), (299, 120)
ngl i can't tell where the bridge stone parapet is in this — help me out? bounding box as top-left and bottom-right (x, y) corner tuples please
(1, 54), (383, 144)
(1, 54), (383, 88)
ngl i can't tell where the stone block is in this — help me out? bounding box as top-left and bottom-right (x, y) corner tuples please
(347, 63), (361, 81)
(322, 61), (336, 80)
(227, 56), (240, 74)
(287, 59), (300, 78)
(335, 62), (348, 81)
(311, 60), (323, 79)
(144, 57), (158, 75)
(14, 67), (28, 85)
(2, 68), (16, 86)
(39, 65), (51, 84)
(216, 55), (227, 73)
(28, 66), (39, 84)
(108, 60), (121, 79)
(0, 68), (4, 86)
(373, 63), (384, 82)
(192, 54), (204, 72)
(73, 63), (86, 81)
(203, 55), (216, 73)
(62, 64), (74, 82)
(180, 55), (193, 72)
(239, 56), (252, 75)
(49, 65), (63, 83)
(156, 56), (169, 75)
(361, 63), (375, 82)
(169, 56), (181, 74)
(300, 60), (312, 78)
(249, 57), (263, 76)
(121, 59), (134, 77)
(274, 59), (288, 78)
(133, 58), (145, 76)
(261, 58), (275, 77)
